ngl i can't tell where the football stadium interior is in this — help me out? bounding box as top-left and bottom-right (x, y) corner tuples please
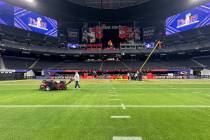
(0, 0), (210, 140)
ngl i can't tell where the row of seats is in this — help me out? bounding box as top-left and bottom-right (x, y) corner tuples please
(194, 57), (210, 68)
(1, 56), (202, 70)
(3, 56), (35, 69)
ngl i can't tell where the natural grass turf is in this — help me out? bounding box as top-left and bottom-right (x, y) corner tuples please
(0, 79), (210, 140)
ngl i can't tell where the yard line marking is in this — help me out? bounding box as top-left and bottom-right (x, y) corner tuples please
(108, 91), (117, 93)
(2, 87), (210, 91)
(0, 105), (210, 108)
(192, 92), (201, 94)
(117, 87), (209, 90)
(110, 99), (121, 101)
(0, 88), (35, 91)
(111, 116), (130, 119)
(109, 95), (118, 97)
(113, 136), (142, 140)
(126, 105), (210, 108)
(121, 103), (126, 110)
(0, 105), (121, 108)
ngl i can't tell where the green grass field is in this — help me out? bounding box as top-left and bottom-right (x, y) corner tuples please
(0, 79), (210, 140)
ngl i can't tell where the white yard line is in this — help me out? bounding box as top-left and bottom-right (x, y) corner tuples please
(108, 92), (117, 93)
(111, 116), (131, 119)
(0, 84), (37, 86)
(126, 105), (210, 108)
(192, 92), (201, 94)
(113, 136), (142, 140)
(0, 84), (210, 89)
(1, 87), (210, 90)
(0, 105), (210, 108)
(109, 87), (126, 110)
(109, 95), (119, 97)
(1, 82), (210, 85)
(110, 99), (122, 101)
(121, 103), (126, 110)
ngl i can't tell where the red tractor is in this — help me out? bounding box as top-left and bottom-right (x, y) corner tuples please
(40, 79), (73, 91)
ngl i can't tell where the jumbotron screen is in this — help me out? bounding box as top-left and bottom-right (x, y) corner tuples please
(14, 7), (58, 37)
(166, 2), (210, 36)
(0, 1), (14, 26)
(0, 0), (58, 37)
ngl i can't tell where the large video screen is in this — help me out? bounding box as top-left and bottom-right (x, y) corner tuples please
(166, 2), (210, 36)
(14, 7), (58, 37)
(0, 1), (14, 26)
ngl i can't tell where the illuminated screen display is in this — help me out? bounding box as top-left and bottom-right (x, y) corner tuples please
(144, 42), (155, 49)
(166, 2), (210, 35)
(14, 7), (58, 37)
(67, 43), (80, 49)
(0, 1), (14, 26)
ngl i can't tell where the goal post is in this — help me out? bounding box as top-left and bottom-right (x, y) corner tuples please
(139, 41), (161, 71)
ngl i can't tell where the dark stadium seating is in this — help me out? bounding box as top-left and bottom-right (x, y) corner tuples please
(58, 61), (102, 70)
(1, 19), (210, 72)
(1, 24), (210, 56)
(124, 59), (200, 70)
(0, 73), (24, 80)
(145, 59), (199, 69)
(194, 57), (210, 68)
(5, 58), (199, 71)
(33, 59), (61, 70)
(3, 56), (35, 69)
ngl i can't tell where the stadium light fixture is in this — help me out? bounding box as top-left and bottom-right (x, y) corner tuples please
(190, 0), (205, 4)
(25, 0), (34, 3)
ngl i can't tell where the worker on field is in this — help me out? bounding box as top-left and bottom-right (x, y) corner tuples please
(74, 72), (80, 89)
(127, 73), (131, 80)
(139, 71), (143, 81)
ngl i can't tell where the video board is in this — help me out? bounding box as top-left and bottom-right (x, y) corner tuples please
(166, 2), (210, 35)
(0, 0), (58, 37)
(14, 7), (58, 37)
(0, 1), (14, 26)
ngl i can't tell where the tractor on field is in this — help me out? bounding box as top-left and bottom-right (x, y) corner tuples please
(40, 79), (74, 91)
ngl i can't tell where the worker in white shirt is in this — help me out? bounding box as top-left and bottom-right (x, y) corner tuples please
(74, 72), (80, 89)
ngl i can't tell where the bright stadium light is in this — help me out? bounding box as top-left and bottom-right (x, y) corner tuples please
(25, 0), (34, 3)
(190, 0), (205, 4)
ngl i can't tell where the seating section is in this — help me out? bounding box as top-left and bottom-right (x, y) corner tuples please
(102, 61), (127, 71)
(57, 61), (102, 70)
(33, 59), (61, 69)
(2, 56), (203, 70)
(3, 56), (35, 69)
(145, 59), (199, 69)
(1, 14), (210, 72)
(123, 61), (143, 70)
(1, 24), (210, 55)
(0, 55), (4, 69)
(194, 57), (210, 68)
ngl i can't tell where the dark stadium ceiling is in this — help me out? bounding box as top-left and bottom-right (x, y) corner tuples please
(66, 0), (151, 9)
(2, 0), (210, 22)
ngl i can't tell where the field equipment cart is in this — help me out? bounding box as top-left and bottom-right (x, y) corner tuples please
(40, 79), (73, 91)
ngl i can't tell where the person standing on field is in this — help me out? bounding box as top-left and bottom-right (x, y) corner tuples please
(74, 72), (80, 89)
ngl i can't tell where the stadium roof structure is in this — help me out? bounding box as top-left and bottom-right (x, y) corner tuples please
(66, 0), (151, 9)
(3, 0), (209, 22)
